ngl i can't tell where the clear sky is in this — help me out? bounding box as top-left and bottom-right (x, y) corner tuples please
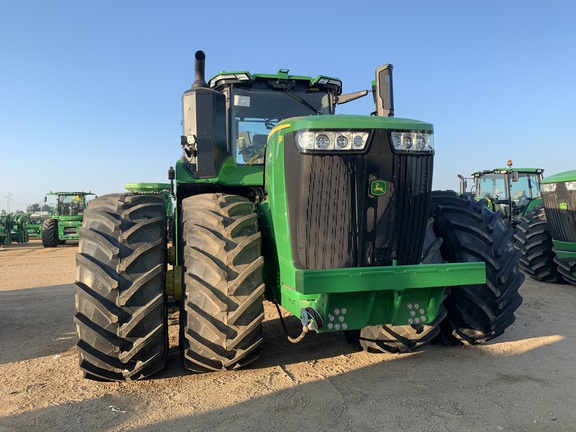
(1, 1), (574, 212)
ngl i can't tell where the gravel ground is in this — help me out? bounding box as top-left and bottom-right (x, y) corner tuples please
(1, 239), (575, 431)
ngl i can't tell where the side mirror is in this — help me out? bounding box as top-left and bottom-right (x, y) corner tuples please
(374, 64), (394, 117)
(458, 174), (467, 195)
(511, 172), (519, 182)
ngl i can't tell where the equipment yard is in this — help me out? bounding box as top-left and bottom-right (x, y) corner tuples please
(1, 240), (575, 432)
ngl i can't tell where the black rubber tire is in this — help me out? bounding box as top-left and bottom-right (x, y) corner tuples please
(167, 217), (175, 243)
(430, 191), (524, 346)
(356, 218), (447, 353)
(359, 306), (448, 354)
(179, 193), (265, 372)
(513, 205), (564, 283)
(74, 193), (168, 381)
(554, 258), (576, 286)
(42, 218), (58, 248)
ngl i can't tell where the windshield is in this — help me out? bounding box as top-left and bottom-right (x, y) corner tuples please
(58, 194), (87, 216)
(511, 173), (541, 201)
(230, 87), (332, 165)
(477, 174), (507, 200)
(477, 173), (541, 202)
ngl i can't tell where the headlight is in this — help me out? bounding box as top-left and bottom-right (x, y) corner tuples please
(296, 130), (369, 152)
(391, 131), (434, 152)
(541, 183), (557, 192)
(565, 181), (576, 191)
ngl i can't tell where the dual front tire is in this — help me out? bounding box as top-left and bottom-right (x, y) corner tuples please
(355, 191), (524, 353)
(74, 192), (265, 381)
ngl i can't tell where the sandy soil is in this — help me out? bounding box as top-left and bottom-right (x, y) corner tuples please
(1, 239), (575, 432)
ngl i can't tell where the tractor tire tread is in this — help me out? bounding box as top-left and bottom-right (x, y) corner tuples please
(74, 193), (168, 382)
(180, 193), (264, 373)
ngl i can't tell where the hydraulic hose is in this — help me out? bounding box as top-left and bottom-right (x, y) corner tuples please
(287, 326), (310, 344)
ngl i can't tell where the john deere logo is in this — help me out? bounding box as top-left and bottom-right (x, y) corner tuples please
(370, 180), (387, 196)
(559, 203), (568, 211)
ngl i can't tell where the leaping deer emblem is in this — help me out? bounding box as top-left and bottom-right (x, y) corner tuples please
(371, 180), (387, 196)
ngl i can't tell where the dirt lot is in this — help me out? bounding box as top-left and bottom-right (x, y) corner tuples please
(1, 239), (576, 432)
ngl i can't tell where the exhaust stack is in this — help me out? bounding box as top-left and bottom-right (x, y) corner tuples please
(192, 50), (207, 89)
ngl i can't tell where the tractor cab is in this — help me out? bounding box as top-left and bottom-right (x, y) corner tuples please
(211, 69), (339, 166)
(467, 161), (544, 225)
(179, 51), (369, 181)
(55, 193), (88, 217)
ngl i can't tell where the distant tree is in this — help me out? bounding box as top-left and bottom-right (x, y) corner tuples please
(27, 203), (41, 213)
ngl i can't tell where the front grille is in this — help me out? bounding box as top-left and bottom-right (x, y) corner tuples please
(64, 227), (78, 235)
(284, 130), (434, 270)
(542, 186), (576, 242)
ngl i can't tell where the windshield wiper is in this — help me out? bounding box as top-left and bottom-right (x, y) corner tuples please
(282, 85), (321, 115)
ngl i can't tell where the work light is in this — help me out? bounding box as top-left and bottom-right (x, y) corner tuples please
(295, 130), (369, 152)
(391, 131), (434, 153)
(541, 183), (557, 192)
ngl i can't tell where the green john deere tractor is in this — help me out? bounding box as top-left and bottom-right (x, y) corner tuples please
(514, 170), (576, 285)
(74, 50), (524, 381)
(459, 160), (544, 228)
(42, 191), (95, 247)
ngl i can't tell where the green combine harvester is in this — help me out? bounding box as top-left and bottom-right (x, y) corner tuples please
(74, 50), (524, 381)
(514, 170), (576, 285)
(42, 191), (95, 247)
(459, 160), (544, 228)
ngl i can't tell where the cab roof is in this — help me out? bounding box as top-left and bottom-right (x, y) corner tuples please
(472, 168), (544, 177)
(208, 69), (343, 94)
